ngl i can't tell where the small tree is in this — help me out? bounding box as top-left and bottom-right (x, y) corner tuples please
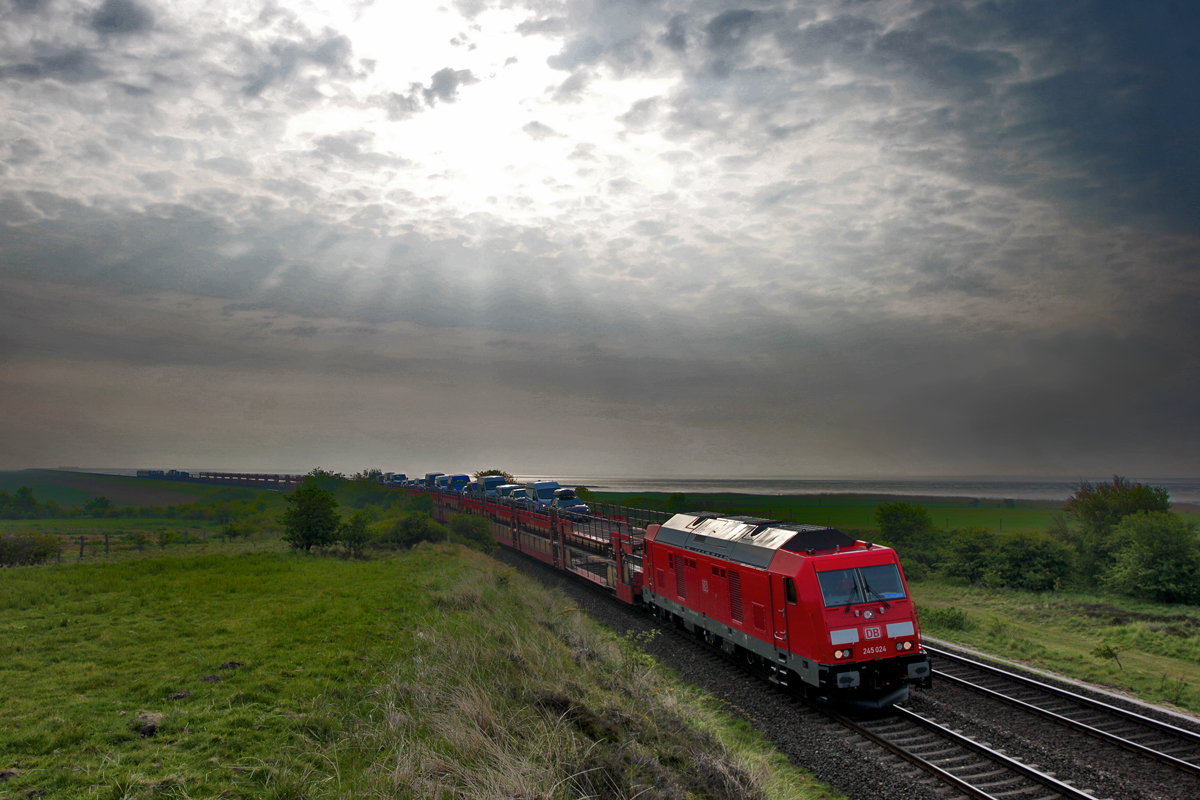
(575, 486), (596, 502)
(220, 520), (241, 543)
(1092, 643), (1124, 670)
(339, 509), (375, 558)
(473, 468), (516, 484)
(943, 527), (998, 584)
(1065, 476), (1171, 583)
(280, 484), (341, 552)
(132, 530), (151, 551)
(994, 530), (1073, 591)
(448, 513), (496, 553)
(1104, 511), (1200, 603)
(156, 530), (177, 550)
(406, 493), (435, 515)
(84, 496), (114, 518)
(875, 502), (934, 548)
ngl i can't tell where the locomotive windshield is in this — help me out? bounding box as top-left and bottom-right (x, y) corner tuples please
(817, 563), (907, 608)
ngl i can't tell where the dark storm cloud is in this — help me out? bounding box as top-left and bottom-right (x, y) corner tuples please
(90, 0), (154, 35)
(661, 14), (687, 52)
(537, 0), (1195, 235)
(0, 47), (107, 83)
(705, 9), (761, 51)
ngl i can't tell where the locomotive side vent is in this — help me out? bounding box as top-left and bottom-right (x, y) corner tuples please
(729, 570), (743, 622)
(676, 560), (687, 599)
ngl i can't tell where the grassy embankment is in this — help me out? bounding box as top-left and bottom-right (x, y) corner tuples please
(1, 545), (838, 800)
(911, 578), (1200, 714)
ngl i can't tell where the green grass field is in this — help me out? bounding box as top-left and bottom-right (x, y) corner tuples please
(0, 470), (229, 508)
(0, 545), (837, 800)
(911, 578), (1200, 713)
(594, 491), (1067, 533)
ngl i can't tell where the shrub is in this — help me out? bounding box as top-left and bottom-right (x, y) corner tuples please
(279, 484), (340, 552)
(874, 502), (934, 548)
(339, 509), (375, 558)
(1104, 512), (1200, 603)
(942, 527), (997, 584)
(993, 530), (1073, 591)
(0, 532), (62, 566)
(1064, 476), (1171, 583)
(377, 513), (446, 549)
(447, 513), (496, 553)
(917, 605), (974, 631)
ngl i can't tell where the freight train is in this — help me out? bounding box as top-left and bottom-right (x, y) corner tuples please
(131, 467), (930, 706)
(409, 482), (931, 708)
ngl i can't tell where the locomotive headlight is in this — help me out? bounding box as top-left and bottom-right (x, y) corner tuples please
(834, 649), (852, 659)
(896, 641), (913, 652)
(904, 641), (913, 650)
(834, 650), (842, 658)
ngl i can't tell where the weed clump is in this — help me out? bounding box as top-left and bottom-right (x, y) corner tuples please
(917, 605), (975, 631)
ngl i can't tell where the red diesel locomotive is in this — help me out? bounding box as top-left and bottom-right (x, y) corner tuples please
(420, 487), (930, 708)
(643, 512), (930, 708)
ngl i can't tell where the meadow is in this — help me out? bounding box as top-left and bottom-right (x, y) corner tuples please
(594, 491), (1067, 533)
(911, 578), (1200, 713)
(0, 544), (836, 800)
(0, 470), (219, 509)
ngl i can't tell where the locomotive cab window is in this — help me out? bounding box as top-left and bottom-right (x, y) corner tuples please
(817, 568), (863, 608)
(858, 564), (907, 601)
(817, 563), (907, 608)
(784, 577), (797, 605)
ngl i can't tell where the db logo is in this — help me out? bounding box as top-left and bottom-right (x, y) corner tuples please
(864, 626), (882, 640)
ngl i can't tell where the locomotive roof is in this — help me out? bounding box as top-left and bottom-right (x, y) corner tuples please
(655, 513), (859, 569)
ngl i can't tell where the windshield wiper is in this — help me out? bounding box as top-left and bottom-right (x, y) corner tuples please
(862, 581), (891, 609)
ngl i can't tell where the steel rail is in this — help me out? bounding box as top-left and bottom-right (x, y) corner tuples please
(926, 644), (1200, 775)
(823, 705), (1097, 800)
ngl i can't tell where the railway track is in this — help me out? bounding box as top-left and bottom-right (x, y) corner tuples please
(835, 705), (1096, 800)
(926, 644), (1200, 776)
(650, 601), (1107, 800)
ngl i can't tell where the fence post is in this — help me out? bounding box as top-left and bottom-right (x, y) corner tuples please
(104, 533), (109, 557)
(79, 535), (85, 559)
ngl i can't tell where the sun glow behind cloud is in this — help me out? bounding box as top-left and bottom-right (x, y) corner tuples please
(1, 0), (1198, 476)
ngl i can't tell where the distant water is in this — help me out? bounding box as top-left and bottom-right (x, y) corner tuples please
(539, 476), (1200, 504)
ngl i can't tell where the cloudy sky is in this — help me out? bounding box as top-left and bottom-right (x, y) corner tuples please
(1, 0), (1197, 479)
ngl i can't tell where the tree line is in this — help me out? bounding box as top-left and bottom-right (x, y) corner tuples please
(879, 476), (1198, 603)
